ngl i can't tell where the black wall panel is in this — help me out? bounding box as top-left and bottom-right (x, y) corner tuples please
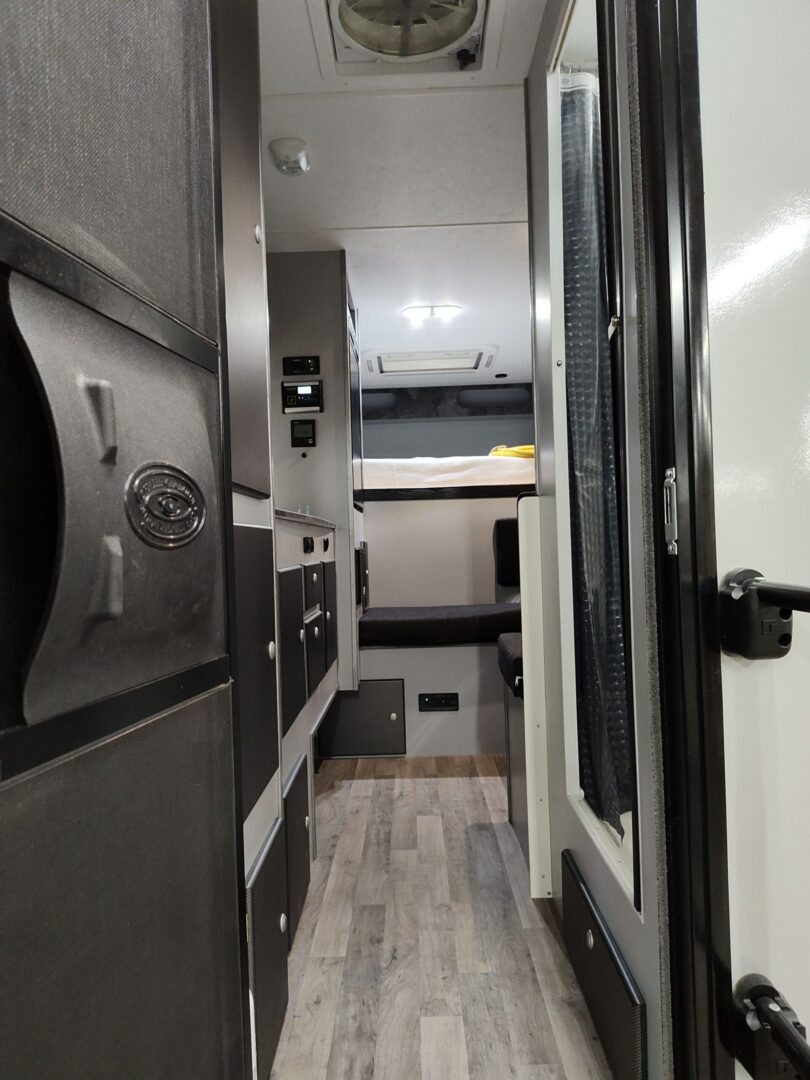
(278, 566), (307, 735)
(317, 680), (405, 758)
(248, 821), (289, 1080)
(0, 688), (244, 1080)
(233, 524), (278, 819)
(7, 273), (226, 725)
(283, 756), (311, 946)
(0, 0), (217, 340)
(323, 560), (338, 671)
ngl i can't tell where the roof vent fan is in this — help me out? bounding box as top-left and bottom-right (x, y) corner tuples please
(333, 0), (481, 63)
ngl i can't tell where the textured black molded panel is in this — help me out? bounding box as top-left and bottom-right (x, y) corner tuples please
(8, 274), (225, 723)
(283, 755), (311, 946)
(233, 524), (278, 820)
(248, 821), (289, 1080)
(318, 680), (406, 758)
(0, 687), (244, 1080)
(323, 560), (338, 671)
(279, 566), (307, 734)
(562, 850), (647, 1079)
(0, 0), (217, 339)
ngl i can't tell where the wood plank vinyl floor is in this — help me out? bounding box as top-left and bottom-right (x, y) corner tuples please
(271, 757), (610, 1080)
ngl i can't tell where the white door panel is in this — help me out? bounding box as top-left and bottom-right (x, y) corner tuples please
(698, 0), (810, 1057)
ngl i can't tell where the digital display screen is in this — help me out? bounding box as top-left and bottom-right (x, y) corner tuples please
(281, 380), (323, 413)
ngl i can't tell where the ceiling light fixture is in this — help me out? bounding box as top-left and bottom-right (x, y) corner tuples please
(402, 304), (462, 327)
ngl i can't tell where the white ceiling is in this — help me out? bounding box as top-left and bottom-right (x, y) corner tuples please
(259, 0), (539, 388)
(267, 222), (532, 386)
(261, 85), (527, 232)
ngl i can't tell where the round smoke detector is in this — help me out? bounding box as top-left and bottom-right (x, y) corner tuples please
(334, 0), (480, 63)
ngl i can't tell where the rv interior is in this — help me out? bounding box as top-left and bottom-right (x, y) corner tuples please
(1, 2), (809, 1080)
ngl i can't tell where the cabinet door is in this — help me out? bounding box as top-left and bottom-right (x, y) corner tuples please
(248, 822), (289, 1080)
(323, 561), (338, 671)
(305, 613), (326, 694)
(278, 567), (307, 735)
(233, 525), (278, 819)
(304, 563), (323, 612)
(317, 680), (405, 757)
(283, 756), (311, 946)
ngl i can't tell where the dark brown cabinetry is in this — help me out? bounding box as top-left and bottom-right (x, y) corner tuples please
(247, 821), (289, 1080)
(233, 525), (278, 819)
(282, 756), (311, 947)
(305, 613), (326, 692)
(278, 567), (307, 735)
(318, 679), (406, 758)
(323, 560), (338, 671)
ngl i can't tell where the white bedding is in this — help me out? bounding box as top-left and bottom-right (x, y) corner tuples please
(363, 455), (535, 490)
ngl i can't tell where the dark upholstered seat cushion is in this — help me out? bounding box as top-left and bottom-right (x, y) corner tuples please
(359, 603), (521, 649)
(493, 518), (520, 588)
(498, 632), (523, 698)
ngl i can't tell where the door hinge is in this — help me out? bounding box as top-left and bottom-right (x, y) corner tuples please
(663, 467), (678, 555)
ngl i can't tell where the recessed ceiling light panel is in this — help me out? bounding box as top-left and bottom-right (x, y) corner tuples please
(368, 346), (499, 374)
(402, 304), (462, 327)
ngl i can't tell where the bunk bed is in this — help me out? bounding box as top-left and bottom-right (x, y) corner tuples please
(362, 454), (535, 499)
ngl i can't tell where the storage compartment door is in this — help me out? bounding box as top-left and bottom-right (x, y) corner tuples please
(283, 756), (311, 946)
(317, 680), (405, 757)
(323, 560), (338, 671)
(278, 566), (307, 734)
(233, 525), (278, 819)
(247, 821), (289, 1080)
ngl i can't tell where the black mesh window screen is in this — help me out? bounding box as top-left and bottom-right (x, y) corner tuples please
(560, 75), (635, 837)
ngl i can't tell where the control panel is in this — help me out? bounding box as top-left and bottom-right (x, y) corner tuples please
(283, 355), (320, 377)
(291, 419), (316, 448)
(282, 381), (323, 414)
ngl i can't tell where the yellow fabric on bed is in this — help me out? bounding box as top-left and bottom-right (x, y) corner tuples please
(488, 444), (535, 459)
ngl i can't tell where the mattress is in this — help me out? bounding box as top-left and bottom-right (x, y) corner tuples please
(363, 456), (535, 490)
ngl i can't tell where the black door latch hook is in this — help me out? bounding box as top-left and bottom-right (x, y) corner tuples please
(719, 568), (810, 660)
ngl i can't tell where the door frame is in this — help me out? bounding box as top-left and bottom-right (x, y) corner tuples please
(525, 0), (672, 1071)
(631, 0), (736, 1075)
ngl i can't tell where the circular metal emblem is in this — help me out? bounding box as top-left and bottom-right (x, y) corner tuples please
(125, 463), (206, 549)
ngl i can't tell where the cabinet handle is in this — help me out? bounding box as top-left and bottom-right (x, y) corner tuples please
(299, 628), (305, 643)
(314, 626), (320, 639)
(312, 571), (318, 584)
(389, 712), (398, 723)
(304, 815), (310, 831)
(279, 913), (288, 935)
(326, 611), (331, 622)
(267, 641), (276, 660)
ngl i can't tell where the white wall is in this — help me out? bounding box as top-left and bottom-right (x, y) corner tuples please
(363, 496), (519, 607)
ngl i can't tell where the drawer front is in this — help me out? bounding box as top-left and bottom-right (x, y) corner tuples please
(323, 561), (338, 671)
(304, 563), (324, 612)
(278, 566), (307, 735)
(305, 613), (326, 693)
